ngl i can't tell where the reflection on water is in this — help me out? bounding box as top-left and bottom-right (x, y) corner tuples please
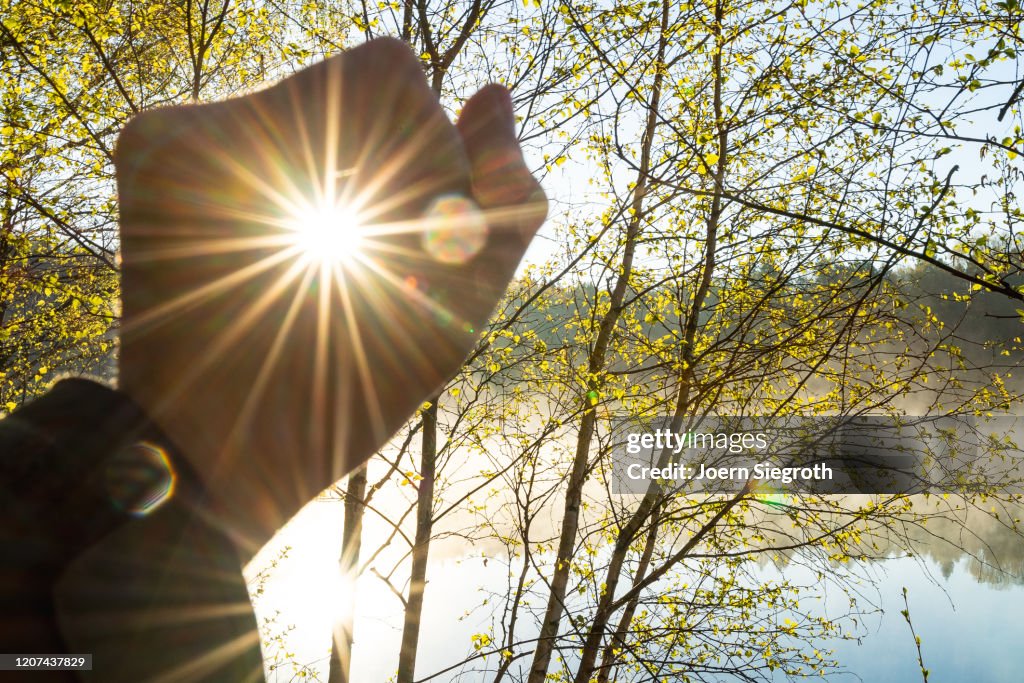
(806, 496), (1024, 588)
(827, 556), (1024, 683)
(930, 512), (1024, 587)
(248, 493), (1024, 682)
(868, 496), (1024, 587)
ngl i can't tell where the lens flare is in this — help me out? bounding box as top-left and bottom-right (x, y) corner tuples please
(105, 441), (177, 516)
(421, 194), (487, 264)
(751, 480), (791, 509)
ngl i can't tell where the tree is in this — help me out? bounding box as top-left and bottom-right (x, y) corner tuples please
(5, 1), (1023, 681)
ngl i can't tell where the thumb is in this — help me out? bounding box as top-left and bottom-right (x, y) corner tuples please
(456, 84), (548, 246)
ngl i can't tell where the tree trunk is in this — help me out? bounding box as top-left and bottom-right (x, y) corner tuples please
(596, 503), (660, 683)
(573, 2), (729, 678)
(328, 465), (367, 683)
(395, 397), (438, 683)
(525, 8), (661, 674)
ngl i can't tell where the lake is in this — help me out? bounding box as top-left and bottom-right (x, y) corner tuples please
(248, 495), (1024, 681)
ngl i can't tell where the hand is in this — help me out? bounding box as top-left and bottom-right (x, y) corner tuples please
(114, 38), (547, 556)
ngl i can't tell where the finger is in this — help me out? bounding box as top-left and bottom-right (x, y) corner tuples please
(456, 84), (548, 248)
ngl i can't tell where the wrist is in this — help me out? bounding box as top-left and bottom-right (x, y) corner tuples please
(5, 378), (204, 567)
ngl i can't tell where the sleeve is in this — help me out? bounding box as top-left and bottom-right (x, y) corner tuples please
(0, 379), (265, 683)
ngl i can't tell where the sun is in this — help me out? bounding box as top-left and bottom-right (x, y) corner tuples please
(288, 201), (367, 267)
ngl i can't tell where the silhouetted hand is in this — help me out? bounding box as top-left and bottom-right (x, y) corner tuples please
(115, 38), (546, 556)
